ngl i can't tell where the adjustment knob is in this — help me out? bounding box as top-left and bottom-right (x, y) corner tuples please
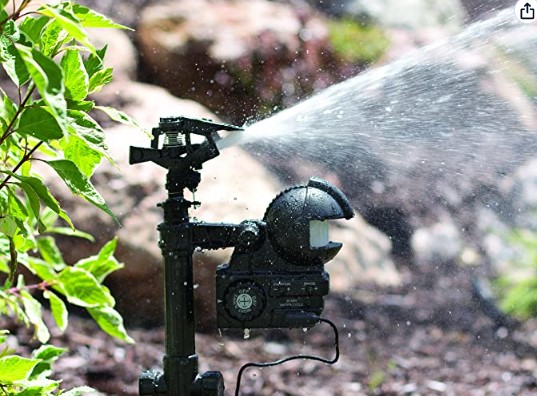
(238, 222), (260, 248)
(224, 281), (266, 322)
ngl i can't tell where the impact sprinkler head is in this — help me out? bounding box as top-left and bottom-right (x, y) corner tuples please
(129, 116), (243, 192)
(129, 116), (243, 168)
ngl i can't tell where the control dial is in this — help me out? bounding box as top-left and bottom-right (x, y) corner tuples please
(224, 281), (266, 322)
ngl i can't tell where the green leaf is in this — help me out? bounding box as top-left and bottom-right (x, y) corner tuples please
(19, 182), (46, 233)
(7, 188), (28, 220)
(45, 159), (117, 223)
(25, 257), (57, 282)
(0, 88), (17, 126)
(83, 46), (106, 78)
(0, 38), (30, 86)
(66, 110), (113, 166)
(66, 99), (94, 112)
(19, 16), (49, 45)
(98, 238), (117, 259)
(36, 236), (64, 270)
(0, 329), (8, 345)
(13, 231), (35, 253)
(43, 291), (68, 332)
(2, 20), (19, 39)
(0, 355), (41, 383)
(57, 267), (114, 308)
(18, 106), (64, 141)
(32, 345), (66, 362)
(61, 49), (89, 101)
(88, 67), (112, 93)
(87, 306), (134, 344)
(40, 19), (68, 57)
(18, 378), (60, 394)
(40, 207), (58, 228)
(40, 5), (95, 53)
(16, 45), (67, 121)
(0, 216), (17, 237)
(94, 105), (145, 131)
(46, 227), (94, 242)
(61, 134), (102, 177)
(20, 290), (50, 343)
(76, 239), (122, 282)
(17, 177), (73, 228)
(72, 4), (131, 30)
(30, 344), (66, 380)
(61, 386), (96, 396)
(77, 257), (122, 283)
(67, 110), (106, 148)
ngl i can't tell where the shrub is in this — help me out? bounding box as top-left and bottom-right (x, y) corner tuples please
(327, 17), (390, 65)
(0, 1), (139, 394)
(495, 228), (537, 319)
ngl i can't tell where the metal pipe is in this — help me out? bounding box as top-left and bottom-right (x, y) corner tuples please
(160, 183), (197, 395)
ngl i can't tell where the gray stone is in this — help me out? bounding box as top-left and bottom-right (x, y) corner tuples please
(306, 0), (466, 31)
(136, 0), (345, 124)
(412, 221), (463, 265)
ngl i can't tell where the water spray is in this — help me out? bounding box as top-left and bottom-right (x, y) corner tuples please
(129, 116), (354, 395)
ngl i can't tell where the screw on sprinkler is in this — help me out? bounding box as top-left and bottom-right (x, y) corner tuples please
(129, 116), (353, 396)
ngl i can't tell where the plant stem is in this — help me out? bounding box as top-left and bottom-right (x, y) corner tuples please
(0, 0), (33, 27)
(5, 280), (53, 295)
(6, 237), (17, 288)
(0, 85), (36, 147)
(0, 141), (43, 190)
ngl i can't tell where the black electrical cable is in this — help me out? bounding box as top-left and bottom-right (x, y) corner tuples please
(234, 316), (340, 396)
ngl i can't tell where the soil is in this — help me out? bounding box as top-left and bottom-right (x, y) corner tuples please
(6, 264), (537, 396)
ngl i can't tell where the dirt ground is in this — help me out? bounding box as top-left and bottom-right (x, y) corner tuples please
(7, 264), (537, 396)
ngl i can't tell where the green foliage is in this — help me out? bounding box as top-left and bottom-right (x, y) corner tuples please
(327, 17), (389, 65)
(0, 1), (138, 394)
(495, 229), (537, 319)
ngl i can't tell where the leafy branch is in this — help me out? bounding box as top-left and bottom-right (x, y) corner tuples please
(0, 1), (140, 394)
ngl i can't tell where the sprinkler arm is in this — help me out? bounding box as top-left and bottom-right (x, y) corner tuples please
(164, 221), (264, 251)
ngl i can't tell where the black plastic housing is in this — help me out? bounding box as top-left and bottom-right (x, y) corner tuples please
(216, 178), (354, 329)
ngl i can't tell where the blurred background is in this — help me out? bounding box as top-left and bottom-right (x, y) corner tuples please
(21, 0), (537, 394)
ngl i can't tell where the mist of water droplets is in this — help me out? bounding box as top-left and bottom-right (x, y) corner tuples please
(217, 9), (537, 180)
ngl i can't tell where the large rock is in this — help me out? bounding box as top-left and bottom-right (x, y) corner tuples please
(306, 0), (466, 31)
(477, 158), (537, 280)
(136, 0), (345, 124)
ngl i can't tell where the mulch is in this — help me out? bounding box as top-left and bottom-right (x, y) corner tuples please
(5, 264), (537, 396)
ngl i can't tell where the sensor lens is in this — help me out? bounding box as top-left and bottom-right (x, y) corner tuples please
(310, 220), (329, 248)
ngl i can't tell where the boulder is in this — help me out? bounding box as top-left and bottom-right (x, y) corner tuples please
(477, 158), (537, 281)
(136, 0), (344, 124)
(460, 0), (514, 21)
(411, 221), (463, 266)
(306, 0), (466, 31)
